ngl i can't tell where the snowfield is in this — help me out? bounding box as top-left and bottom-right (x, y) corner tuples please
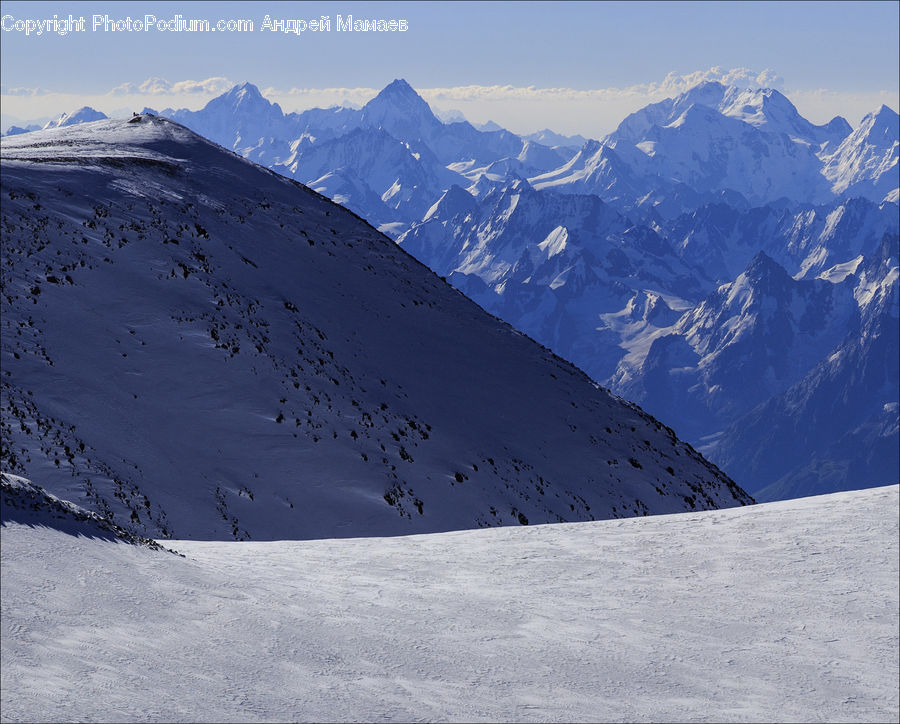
(2, 485), (898, 723)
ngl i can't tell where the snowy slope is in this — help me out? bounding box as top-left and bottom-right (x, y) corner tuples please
(2, 480), (897, 722)
(822, 105), (900, 203)
(0, 117), (751, 542)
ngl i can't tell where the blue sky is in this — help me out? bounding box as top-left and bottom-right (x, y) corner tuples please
(2, 1), (898, 136)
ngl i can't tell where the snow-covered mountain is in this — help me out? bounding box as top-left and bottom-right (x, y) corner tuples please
(610, 251), (861, 440)
(42, 106), (108, 129)
(399, 178), (703, 382)
(523, 127), (589, 149)
(398, 180), (898, 496)
(2, 123), (42, 137)
(532, 82), (866, 213)
(3, 478), (897, 721)
(711, 233), (899, 500)
(145, 80), (568, 235)
(0, 117), (751, 541)
(822, 104), (900, 203)
(26, 80), (900, 499)
(282, 125), (466, 229)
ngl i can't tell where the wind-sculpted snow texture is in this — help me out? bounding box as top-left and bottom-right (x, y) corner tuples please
(2, 481), (897, 722)
(0, 117), (751, 541)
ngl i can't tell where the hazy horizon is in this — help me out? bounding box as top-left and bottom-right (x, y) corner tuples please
(2, 1), (898, 137)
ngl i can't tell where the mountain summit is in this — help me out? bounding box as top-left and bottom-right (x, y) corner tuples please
(360, 77), (443, 141)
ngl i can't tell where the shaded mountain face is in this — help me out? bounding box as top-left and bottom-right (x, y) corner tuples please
(399, 179), (703, 383)
(0, 117), (751, 541)
(1, 473), (171, 550)
(711, 234), (899, 500)
(20, 81), (900, 501)
(610, 251), (862, 440)
(662, 195), (899, 284)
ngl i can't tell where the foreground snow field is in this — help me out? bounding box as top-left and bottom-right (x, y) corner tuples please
(2, 485), (898, 723)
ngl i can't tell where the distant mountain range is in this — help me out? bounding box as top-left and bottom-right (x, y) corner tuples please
(5, 77), (898, 501)
(0, 116), (752, 541)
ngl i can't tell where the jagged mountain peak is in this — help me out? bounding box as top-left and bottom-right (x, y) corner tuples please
(864, 104), (900, 138)
(379, 78), (418, 97)
(364, 79), (435, 118)
(423, 184), (478, 221)
(741, 250), (793, 283)
(822, 103), (899, 201)
(356, 79), (443, 148)
(232, 81), (264, 97)
(823, 115), (853, 136)
(873, 104), (899, 120)
(213, 81), (274, 110)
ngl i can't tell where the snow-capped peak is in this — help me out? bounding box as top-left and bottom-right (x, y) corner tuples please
(363, 79), (438, 123)
(42, 106), (108, 130)
(822, 103), (899, 201)
(865, 104), (900, 140)
(423, 184), (478, 222)
(211, 82), (274, 112)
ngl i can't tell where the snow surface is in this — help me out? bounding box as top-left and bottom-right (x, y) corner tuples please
(2, 484), (897, 723)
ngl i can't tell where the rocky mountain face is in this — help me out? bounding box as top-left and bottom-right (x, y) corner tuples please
(10, 78), (898, 499)
(712, 234), (899, 500)
(0, 117), (752, 541)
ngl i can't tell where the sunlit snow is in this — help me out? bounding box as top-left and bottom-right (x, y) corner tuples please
(2, 485), (897, 722)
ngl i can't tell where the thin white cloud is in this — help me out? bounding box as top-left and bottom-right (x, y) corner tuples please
(266, 86), (378, 97)
(111, 77), (234, 95)
(417, 67), (785, 104)
(0, 86), (51, 97)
